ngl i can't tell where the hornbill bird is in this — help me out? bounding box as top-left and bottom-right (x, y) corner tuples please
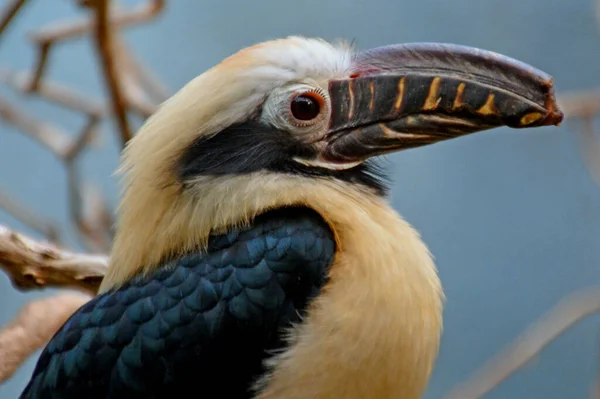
(20, 36), (563, 399)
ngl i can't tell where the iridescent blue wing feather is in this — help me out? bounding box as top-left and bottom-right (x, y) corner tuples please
(20, 207), (336, 399)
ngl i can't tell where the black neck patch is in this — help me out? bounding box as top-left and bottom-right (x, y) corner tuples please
(177, 121), (389, 196)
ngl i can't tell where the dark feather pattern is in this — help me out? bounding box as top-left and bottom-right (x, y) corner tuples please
(177, 121), (389, 196)
(20, 206), (336, 399)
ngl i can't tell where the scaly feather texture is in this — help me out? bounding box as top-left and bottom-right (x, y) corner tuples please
(20, 207), (336, 399)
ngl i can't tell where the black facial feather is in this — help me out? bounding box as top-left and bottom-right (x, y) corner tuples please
(177, 121), (389, 196)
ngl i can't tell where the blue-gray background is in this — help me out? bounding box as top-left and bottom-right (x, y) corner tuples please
(0, 1), (599, 398)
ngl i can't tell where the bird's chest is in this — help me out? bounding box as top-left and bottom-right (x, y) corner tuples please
(254, 237), (444, 399)
(155, 299), (306, 398)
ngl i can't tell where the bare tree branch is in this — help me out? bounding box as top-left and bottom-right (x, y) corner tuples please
(88, 0), (132, 145)
(557, 90), (600, 187)
(0, 0), (29, 41)
(28, 0), (165, 45)
(27, 41), (51, 92)
(0, 94), (109, 251)
(0, 94), (75, 157)
(559, 90), (600, 118)
(576, 116), (600, 186)
(0, 0), (169, 254)
(0, 67), (105, 118)
(0, 192), (60, 244)
(65, 158), (114, 253)
(114, 36), (169, 104)
(0, 0), (171, 389)
(0, 225), (107, 294)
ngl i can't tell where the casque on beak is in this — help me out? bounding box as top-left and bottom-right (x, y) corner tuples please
(320, 43), (564, 165)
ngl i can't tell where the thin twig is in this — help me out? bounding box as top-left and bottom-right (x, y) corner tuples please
(29, 0), (165, 45)
(90, 0), (132, 146)
(0, 192), (60, 244)
(65, 160), (113, 253)
(0, 0), (29, 40)
(558, 90), (600, 118)
(557, 91), (600, 187)
(0, 0), (167, 262)
(577, 116), (600, 186)
(27, 41), (51, 92)
(112, 38), (160, 118)
(64, 117), (100, 161)
(0, 93), (110, 251)
(443, 287), (600, 399)
(114, 36), (170, 103)
(121, 77), (159, 118)
(0, 94), (74, 157)
(0, 292), (92, 383)
(0, 67), (105, 119)
(62, 117), (114, 252)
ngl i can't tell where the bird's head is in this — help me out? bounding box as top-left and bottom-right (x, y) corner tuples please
(100, 36), (562, 292)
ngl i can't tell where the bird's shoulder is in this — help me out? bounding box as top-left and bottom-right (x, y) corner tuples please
(20, 206), (337, 399)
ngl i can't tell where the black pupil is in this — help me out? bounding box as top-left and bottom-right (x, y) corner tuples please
(291, 95), (320, 121)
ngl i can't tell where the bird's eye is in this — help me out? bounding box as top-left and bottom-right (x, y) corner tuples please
(263, 85), (329, 131)
(288, 91), (326, 126)
(291, 94), (321, 120)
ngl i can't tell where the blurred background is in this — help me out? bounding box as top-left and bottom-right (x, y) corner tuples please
(0, 1), (598, 398)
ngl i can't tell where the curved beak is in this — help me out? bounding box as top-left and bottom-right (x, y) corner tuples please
(321, 43), (564, 165)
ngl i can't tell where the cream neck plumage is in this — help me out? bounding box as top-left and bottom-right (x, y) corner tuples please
(102, 170), (444, 399)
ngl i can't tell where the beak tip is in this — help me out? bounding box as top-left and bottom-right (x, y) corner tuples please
(546, 109), (565, 126)
(521, 76), (564, 128)
(543, 85), (565, 127)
